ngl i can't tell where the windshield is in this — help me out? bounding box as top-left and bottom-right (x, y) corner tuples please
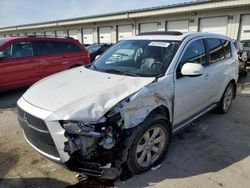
(91, 40), (180, 77)
(86, 44), (103, 53)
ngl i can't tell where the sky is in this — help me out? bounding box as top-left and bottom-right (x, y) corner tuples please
(0, 0), (192, 28)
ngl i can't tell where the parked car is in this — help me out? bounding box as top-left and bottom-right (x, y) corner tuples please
(233, 40), (248, 76)
(0, 36), (89, 91)
(17, 32), (238, 180)
(241, 40), (250, 61)
(86, 43), (112, 62)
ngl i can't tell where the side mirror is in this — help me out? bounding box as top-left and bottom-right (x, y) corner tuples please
(181, 62), (204, 77)
(0, 51), (6, 59)
(95, 55), (100, 60)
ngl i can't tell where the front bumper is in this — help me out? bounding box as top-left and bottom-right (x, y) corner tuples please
(17, 97), (121, 179)
(65, 158), (121, 179)
(17, 97), (69, 162)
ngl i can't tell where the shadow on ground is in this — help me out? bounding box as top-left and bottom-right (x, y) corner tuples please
(0, 178), (70, 188)
(0, 178), (113, 188)
(115, 94), (250, 187)
(0, 88), (27, 109)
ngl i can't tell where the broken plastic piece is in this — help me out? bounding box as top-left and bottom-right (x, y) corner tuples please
(151, 164), (161, 171)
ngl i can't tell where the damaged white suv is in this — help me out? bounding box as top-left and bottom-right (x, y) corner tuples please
(17, 32), (238, 180)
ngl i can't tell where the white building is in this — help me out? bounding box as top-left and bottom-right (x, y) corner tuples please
(1, 0), (250, 44)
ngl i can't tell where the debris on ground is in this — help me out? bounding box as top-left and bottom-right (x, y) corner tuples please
(151, 164), (162, 171)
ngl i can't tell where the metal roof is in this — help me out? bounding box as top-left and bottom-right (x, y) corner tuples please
(0, 0), (213, 30)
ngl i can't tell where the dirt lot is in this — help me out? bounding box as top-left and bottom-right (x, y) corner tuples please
(0, 75), (250, 188)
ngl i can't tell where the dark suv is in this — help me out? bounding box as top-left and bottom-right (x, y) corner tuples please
(86, 43), (112, 62)
(241, 40), (250, 61)
(0, 36), (89, 91)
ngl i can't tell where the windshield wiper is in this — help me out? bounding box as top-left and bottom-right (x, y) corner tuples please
(104, 69), (138, 77)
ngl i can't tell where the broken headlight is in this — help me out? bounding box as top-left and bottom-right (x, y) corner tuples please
(62, 121), (98, 136)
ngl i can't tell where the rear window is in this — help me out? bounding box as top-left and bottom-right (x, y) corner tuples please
(221, 39), (232, 59)
(60, 41), (81, 53)
(35, 41), (60, 55)
(206, 38), (225, 64)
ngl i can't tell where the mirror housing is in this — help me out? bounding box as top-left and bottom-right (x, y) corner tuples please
(181, 62), (204, 77)
(95, 55), (100, 60)
(0, 51), (5, 59)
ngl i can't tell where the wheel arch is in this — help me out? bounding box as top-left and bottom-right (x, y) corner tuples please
(148, 105), (172, 134)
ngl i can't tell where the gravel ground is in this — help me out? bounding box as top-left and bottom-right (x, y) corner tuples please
(0, 74), (249, 188)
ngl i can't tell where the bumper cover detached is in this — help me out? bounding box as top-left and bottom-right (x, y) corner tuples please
(65, 158), (121, 180)
(17, 107), (61, 162)
(17, 104), (121, 180)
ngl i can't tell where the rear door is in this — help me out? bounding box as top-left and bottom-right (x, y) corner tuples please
(34, 40), (85, 78)
(205, 38), (232, 101)
(0, 40), (38, 89)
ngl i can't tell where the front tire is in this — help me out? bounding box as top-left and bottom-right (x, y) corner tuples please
(126, 115), (170, 174)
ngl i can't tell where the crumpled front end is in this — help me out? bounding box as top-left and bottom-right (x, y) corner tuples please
(18, 68), (174, 179)
(59, 76), (174, 179)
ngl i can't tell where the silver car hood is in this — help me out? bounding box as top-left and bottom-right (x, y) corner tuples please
(22, 67), (154, 123)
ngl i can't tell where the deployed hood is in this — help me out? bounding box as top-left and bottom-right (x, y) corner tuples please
(22, 67), (154, 123)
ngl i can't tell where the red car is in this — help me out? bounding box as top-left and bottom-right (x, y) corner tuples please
(0, 36), (89, 91)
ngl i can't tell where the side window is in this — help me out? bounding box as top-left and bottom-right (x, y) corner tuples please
(60, 42), (81, 53)
(36, 41), (60, 55)
(206, 38), (225, 64)
(221, 39), (232, 59)
(3, 41), (33, 58)
(181, 39), (207, 65)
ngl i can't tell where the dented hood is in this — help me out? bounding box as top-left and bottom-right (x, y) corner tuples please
(22, 67), (154, 122)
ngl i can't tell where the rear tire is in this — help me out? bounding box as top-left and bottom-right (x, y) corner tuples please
(215, 83), (234, 114)
(126, 114), (170, 174)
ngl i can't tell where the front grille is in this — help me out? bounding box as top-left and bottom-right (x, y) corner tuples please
(17, 107), (48, 132)
(17, 106), (60, 158)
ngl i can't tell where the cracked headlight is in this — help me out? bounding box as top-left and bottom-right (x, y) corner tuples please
(62, 121), (95, 134)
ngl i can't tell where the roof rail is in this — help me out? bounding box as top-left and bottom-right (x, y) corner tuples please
(137, 31), (183, 36)
(27, 35), (73, 39)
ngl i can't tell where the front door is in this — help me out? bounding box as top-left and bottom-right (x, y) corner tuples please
(174, 38), (213, 125)
(0, 41), (37, 90)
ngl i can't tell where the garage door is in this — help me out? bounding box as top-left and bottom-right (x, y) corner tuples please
(45, 31), (55, 36)
(99, 27), (112, 43)
(140, 23), (158, 33)
(239, 15), (250, 40)
(68, 29), (82, 42)
(35, 32), (44, 36)
(118, 25), (133, 40)
(167, 20), (189, 32)
(56, 30), (65, 37)
(200, 17), (228, 35)
(18, 33), (25, 37)
(83, 28), (94, 44)
(27, 32), (34, 36)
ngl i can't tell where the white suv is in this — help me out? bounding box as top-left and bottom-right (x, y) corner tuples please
(17, 32), (238, 180)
